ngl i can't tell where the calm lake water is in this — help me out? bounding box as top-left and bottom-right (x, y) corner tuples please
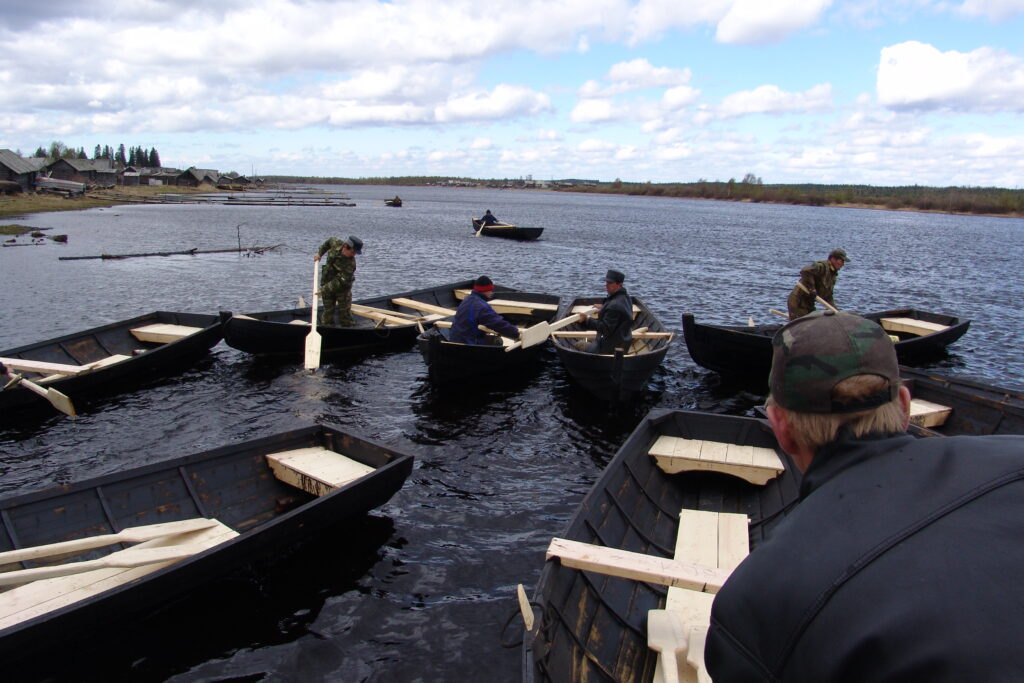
(1, 185), (1022, 681)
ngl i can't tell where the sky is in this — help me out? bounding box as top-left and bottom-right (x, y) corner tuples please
(1, 0), (1023, 186)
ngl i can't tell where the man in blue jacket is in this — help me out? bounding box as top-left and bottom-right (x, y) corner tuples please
(705, 310), (1024, 681)
(449, 276), (521, 345)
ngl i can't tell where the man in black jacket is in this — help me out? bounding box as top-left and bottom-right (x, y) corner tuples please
(706, 310), (1024, 681)
(579, 269), (633, 354)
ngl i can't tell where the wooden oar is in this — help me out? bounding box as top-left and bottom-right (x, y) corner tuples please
(390, 298), (457, 317)
(474, 219), (485, 237)
(506, 307), (598, 352)
(648, 609), (688, 683)
(769, 308), (788, 319)
(816, 295), (839, 313)
(0, 518), (218, 565)
(304, 258), (322, 370)
(1, 367), (75, 417)
(0, 544), (208, 586)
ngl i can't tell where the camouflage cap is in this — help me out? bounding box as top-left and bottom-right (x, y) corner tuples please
(829, 248), (849, 262)
(769, 310), (898, 414)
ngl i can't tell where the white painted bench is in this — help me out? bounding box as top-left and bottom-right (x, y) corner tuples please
(130, 323), (203, 343)
(909, 397), (952, 428)
(651, 510), (750, 683)
(879, 317), (949, 336)
(0, 519), (237, 630)
(649, 435), (784, 486)
(266, 446), (374, 497)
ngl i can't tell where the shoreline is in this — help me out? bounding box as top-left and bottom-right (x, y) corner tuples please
(1, 183), (1020, 222)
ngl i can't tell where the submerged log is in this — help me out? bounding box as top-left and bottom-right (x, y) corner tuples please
(59, 244), (283, 261)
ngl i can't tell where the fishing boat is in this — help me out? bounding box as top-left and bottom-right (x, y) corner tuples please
(551, 297), (674, 401)
(900, 366), (1024, 437)
(682, 308), (970, 386)
(222, 280), (519, 357)
(385, 198), (402, 207)
(0, 423), (414, 665)
(471, 219), (544, 241)
(416, 292), (562, 385)
(523, 409), (799, 683)
(0, 311), (222, 417)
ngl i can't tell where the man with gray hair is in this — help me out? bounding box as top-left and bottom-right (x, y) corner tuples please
(706, 309), (1024, 681)
(314, 235), (362, 326)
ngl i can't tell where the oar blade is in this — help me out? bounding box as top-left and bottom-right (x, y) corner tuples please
(45, 387), (76, 417)
(304, 258), (322, 370)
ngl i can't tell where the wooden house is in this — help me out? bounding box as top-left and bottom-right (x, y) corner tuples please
(0, 149), (42, 193)
(46, 158), (117, 187)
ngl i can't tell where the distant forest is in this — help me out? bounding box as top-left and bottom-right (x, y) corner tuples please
(264, 174), (1024, 217)
(29, 141), (161, 168)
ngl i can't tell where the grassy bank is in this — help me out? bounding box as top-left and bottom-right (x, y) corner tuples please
(0, 185), (214, 219)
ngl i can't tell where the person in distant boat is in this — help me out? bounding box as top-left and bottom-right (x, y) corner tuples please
(314, 235), (362, 327)
(577, 269), (633, 354)
(786, 248), (848, 319)
(392, 196), (401, 203)
(479, 209), (500, 226)
(705, 309), (1024, 681)
(449, 276), (521, 345)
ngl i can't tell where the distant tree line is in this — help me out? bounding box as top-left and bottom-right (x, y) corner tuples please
(566, 175), (1024, 216)
(31, 141), (161, 168)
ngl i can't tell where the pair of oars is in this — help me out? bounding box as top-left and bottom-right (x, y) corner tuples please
(505, 307), (598, 352)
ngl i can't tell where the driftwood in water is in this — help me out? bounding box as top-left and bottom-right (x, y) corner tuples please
(59, 244), (283, 261)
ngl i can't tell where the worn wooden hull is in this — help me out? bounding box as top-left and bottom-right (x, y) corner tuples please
(682, 308), (971, 387)
(0, 423), (414, 664)
(471, 219), (544, 241)
(416, 293), (561, 385)
(0, 311), (223, 415)
(523, 409), (799, 683)
(222, 280), (518, 357)
(900, 367), (1024, 437)
(552, 297), (673, 401)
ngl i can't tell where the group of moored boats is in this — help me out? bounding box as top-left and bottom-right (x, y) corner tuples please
(2, 283), (1021, 675)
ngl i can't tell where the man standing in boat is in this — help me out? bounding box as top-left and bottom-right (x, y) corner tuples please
(786, 248), (848, 319)
(449, 276), (521, 345)
(578, 269), (633, 354)
(705, 309), (1024, 681)
(314, 235), (362, 327)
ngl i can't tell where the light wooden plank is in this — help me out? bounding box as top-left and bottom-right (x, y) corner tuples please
(0, 521), (237, 629)
(910, 398), (952, 428)
(879, 317), (949, 336)
(130, 323), (202, 343)
(389, 297), (457, 317)
(724, 443), (754, 467)
(650, 435), (784, 486)
(546, 538), (731, 593)
(0, 357), (91, 376)
(550, 331), (673, 339)
(266, 446), (374, 497)
(716, 514), (750, 572)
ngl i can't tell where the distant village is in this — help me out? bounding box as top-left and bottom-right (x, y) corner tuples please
(0, 148), (256, 197)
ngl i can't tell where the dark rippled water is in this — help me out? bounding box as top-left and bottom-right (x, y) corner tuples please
(1, 186), (1022, 681)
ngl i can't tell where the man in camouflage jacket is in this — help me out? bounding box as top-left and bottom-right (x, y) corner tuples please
(786, 248), (848, 319)
(315, 235), (362, 326)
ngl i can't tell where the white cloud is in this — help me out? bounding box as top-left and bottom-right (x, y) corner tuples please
(436, 84), (551, 122)
(570, 98), (621, 123)
(662, 85), (701, 109)
(578, 59), (692, 97)
(471, 137), (494, 149)
(718, 84), (833, 118)
(956, 0), (1024, 21)
(877, 41), (1024, 112)
(715, 0), (833, 44)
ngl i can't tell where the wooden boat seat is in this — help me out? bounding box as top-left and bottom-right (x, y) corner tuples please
(910, 398), (952, 428)
(649, 435), (784, 485)
(266, 446), (374, 497)
(130, 323), (203, 343)
(879, 317), (949, 336)
(36, 354), (132, 383)
(390, 297), (457, 317)
(448, 291), (558, 316)
(653, 510), (750, 683)
(0, 520), (237, 630)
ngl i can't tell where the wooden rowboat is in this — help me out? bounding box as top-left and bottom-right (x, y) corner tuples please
(682, 308), (970, 387)
(551, 297), (674, 401)
(0, 423), (413, 665)
(523, 409), (799, 683)
(471, 219), (544, 241)
(900, 367), (1024, 437)
(0, 311), (222, 417)
(416, 292), (561, 385)
(385, 198), (402, 207)
(222, 280), (519, 357)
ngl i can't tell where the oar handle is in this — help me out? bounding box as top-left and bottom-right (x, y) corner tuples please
(815, 295), (839, 313)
